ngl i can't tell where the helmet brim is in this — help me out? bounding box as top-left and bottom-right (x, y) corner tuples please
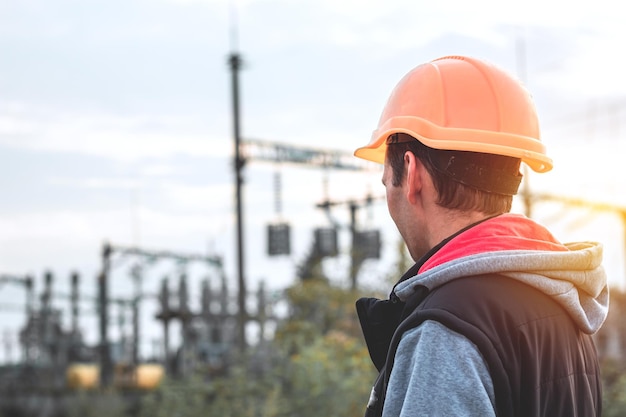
(354, 116), (553, 173)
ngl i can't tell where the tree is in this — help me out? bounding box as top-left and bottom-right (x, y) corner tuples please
(265, 278), (376, 416)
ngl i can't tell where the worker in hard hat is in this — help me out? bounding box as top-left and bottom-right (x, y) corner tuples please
(354, 56), (607, 417)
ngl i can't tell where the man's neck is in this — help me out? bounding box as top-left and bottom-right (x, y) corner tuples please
(426, 210), (497, 251)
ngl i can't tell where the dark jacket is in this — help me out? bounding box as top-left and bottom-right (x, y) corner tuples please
(358, 274), (602, 416)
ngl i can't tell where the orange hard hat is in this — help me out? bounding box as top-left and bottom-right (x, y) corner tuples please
(354, 55), (552, 172)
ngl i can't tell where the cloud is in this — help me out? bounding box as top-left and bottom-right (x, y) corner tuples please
(47, 176), (143, 190)
(0, 104), (231, 161)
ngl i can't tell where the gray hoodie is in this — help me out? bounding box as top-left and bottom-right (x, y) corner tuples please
(381, 214), (608, 417)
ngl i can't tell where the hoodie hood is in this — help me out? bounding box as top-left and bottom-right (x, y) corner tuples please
(394, 214), (609, 334)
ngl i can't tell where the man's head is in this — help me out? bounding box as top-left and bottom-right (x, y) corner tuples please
(355, 55), (552, 258)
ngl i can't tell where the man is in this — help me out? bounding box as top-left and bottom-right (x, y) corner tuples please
(353, 55), (608, 416)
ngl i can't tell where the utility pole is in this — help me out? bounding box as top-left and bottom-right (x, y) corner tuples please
(99, 243), (113, 387)
(229, 51), (248, 354)
(317, 195), (384, 289)
(226, 50), (374, 349)
(349, 202), (359, 290)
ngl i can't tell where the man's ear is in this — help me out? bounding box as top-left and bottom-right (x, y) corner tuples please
(404, 151), (422, 204)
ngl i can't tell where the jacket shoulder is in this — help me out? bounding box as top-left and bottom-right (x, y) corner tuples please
(403, 274), (602, 417)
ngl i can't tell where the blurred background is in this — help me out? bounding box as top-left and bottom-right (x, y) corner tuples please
(2, 0), (626, 416)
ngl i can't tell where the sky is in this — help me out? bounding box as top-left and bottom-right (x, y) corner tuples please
(1, 0), (626, 362)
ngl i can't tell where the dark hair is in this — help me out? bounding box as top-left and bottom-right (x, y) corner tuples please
(386, 135), (520, 214)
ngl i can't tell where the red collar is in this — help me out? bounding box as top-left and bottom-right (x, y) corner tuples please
(419, 214), (567, 274)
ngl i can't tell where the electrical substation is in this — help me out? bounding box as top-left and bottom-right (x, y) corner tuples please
(0, 50), (389, 416)
(2, 49), (626, 417)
